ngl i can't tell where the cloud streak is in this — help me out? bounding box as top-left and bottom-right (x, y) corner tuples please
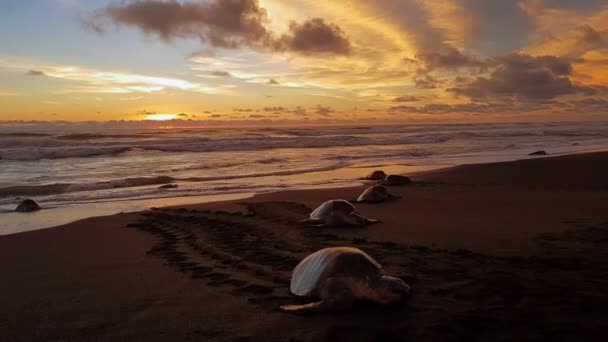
(25, 69), (46, 76)
(1, 59), (217, 94)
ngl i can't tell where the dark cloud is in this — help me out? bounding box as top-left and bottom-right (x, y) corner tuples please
(540, 25), (608, 58)
(263, 106), (286, 112)
(416, 48), (487, 71)
(577, 25), (604, 45)
(390, 104), (451, 114)
(414, 75), (441, 89)
(210, 70), (232, 77)
(210, 113), (221, 118)
(393, 95), (423, 102)
(177, 113), (189, 118)
(449, 54), (597, 100)
(268, 78), (279, 85)
(454, 76), (471, 84)
(289, 106), (307, 116)
(569, 98), (608, 112)
(26, 69), (45, 76)
(84, 0), (269, 49)
(274, 18), (351, 55)
(571, 25), (608, 57)
(137, 109), (156, 115)
(234, 108), (253, 112)
(84, 1), (351, 55)
(315, 105), (334, 117)
(249, 114), (266, 118)
(389, 101), (542, 115)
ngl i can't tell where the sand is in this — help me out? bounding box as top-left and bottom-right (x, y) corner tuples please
(1, 152), (608, 341)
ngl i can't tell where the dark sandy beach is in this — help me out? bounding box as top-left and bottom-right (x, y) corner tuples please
(2, 152), (608, 341)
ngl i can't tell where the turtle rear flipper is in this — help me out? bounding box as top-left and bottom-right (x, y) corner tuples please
(298, 218), (321, 225)
(350, 213), (381, 226)
(365, 217), (382, 225)
(280, 301), (325, 314)
(387, 193), (401, 201)
(282, 277), (355, 314)
(280, 295), (353, 314)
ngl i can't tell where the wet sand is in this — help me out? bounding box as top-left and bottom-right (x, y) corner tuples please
(1, 152), (608, 341)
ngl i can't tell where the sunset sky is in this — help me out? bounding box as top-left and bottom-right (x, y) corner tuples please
(1, 0), (607, 122)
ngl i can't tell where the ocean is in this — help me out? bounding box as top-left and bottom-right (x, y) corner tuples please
(2, 121), (608, 235)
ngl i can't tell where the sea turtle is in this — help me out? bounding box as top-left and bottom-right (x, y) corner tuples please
(299, 200), (379, 227)
(382, 175), (412, 186)
(364, 170), (387, 181)
(15, 199), (41, 213)
(280, 247), (411, 313)
(356, 185), (398, 203)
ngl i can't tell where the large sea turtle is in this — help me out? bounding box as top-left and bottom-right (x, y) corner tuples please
(299, 200), (379, 227)
(280, 247), (411, 313)
(356, 184), (398, 203)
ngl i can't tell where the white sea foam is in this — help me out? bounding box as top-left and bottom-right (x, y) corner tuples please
(1, 121), (608, 231)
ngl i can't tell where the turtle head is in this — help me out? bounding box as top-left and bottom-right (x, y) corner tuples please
(374, 276), (411, 304)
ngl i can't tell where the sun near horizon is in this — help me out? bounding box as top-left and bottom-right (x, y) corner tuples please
(144, 113), (179, 121)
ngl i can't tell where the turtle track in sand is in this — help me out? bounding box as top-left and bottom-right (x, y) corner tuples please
(128, 204), (608, 341)
(130, 205), (325, 308)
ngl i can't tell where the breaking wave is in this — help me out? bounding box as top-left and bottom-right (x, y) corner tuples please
(0, 176), (174, 197)
(3, 123), (608, 161)
(0, 162), (348, 197)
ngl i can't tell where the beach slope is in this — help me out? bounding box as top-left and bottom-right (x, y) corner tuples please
(1, 152), (608, 341)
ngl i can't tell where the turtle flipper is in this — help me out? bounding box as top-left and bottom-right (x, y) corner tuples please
(282, 278), (355, 314)
(365, 218), (382, 225)
(280, 301), (325, 314)
(280, 296), (353, 314)
(350, 213), (382, 226)
(298, 218), (321, 225)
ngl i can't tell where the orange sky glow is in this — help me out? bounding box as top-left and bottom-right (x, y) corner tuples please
(0, 0), (607, 123)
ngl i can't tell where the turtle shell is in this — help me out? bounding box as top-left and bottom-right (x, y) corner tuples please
(365, 170), (387, 180)
(309, 200), (357, 220)
(289, 247), (382, 296)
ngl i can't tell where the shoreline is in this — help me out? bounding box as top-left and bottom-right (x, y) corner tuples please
(4, 145), (608, 236)
(1, 151), (608, 341)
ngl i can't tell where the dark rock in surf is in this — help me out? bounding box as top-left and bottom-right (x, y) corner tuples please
(15, 199), (41, 212)
(158, 184), (178, 190)
(529, 150), (548, 156)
